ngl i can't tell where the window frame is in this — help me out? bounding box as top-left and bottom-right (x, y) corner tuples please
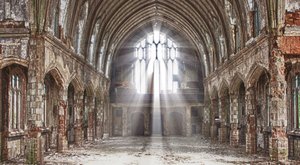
(291, 73), (300, 129)
(5, 67), (27, 132)
(134, 32), (179, 94)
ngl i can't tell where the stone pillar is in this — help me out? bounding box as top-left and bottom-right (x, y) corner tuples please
(57, 89), (68, 152)
(162, 109), (168, 136)
(202, 102), (211, 137)
(186, 106), (192, 137)
(144, 110), (150, 136)
(25, 37), (45, 164)
(246, 87), (256, 154)
(122, 107), (128, 136)
(210, 98), (218, 141)
(87, 97), (95, 141)
(95, 97), (102, 139)
(74, 91), (83, 146)
(230, 94), (239, 147)
(219, 96), (227, 143)
(99, 99), (105, 138)
(269, 49), (288, 161)
(102, 93), (110, 139)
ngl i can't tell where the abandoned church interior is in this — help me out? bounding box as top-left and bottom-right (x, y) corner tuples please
(1, 0), (300, 164)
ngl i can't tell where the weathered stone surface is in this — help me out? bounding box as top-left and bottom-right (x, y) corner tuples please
(278, 36), (300, 55)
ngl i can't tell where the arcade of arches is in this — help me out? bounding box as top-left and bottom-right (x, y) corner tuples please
(0, 0), (300, 164)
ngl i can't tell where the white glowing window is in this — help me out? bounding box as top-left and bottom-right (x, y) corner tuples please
(134, 31), (178, 94)
(10, 74), (22, 130)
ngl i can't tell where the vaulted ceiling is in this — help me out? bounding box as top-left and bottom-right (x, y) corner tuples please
(63, 0), (255, 77)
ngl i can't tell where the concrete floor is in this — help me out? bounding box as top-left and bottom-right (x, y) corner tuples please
(43, 136), (286, 165)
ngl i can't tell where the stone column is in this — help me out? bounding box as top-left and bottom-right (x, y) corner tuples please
(122, 107), (128, 136)
(57, 89), (68, 152)
(99, 99), (105, 138)
(219, 96), (227, 143)
(269, 49), (288, 161)
(202, 101), (211, 137)
(95, 97), (102, 139)
(102, 93), (110, 139)
(144, 110), (150, 136)
(246, 87), (256, 154)
(230, 93), (239, 147)
(87, 97), (95, 141)
(186, 106), (192, 136)
(210, 98), (218, 141)
(25, 37), (45, 164)
(74, 91), (83, 146)
(162, 109), (168, 136)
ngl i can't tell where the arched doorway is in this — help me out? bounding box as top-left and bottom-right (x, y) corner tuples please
(67, 84), (75, 144)
(238, 83), (246, 145)
(131, 112), (144, 136)
(83, 90), (88, 140)
(220, 88), (230, 143)
(168, 111), (184, 136)
(44, 73), (60, 150)
(255, 72), (270, 153)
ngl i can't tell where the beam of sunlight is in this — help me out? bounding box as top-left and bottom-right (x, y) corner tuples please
(152, 59), (162, 136)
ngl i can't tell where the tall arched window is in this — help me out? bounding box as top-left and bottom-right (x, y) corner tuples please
(10, 74), (22, 130)
(73, 1), (88, 55)
(253, 1), (261, 37)
(88, 19), (100, 65)
(134, 31), (179, 94)
(291, 74), (300, 129)
(2, 66), (27, 131)
(52, 1), (60, 38)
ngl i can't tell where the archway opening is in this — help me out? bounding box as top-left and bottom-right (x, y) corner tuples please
(110, 22), (204, 137)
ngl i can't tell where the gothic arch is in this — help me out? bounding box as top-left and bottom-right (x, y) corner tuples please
(246, 63), (268, 88)
(0, 59), (28, 70)
(68, 74), (84, 92)
(230, 72), (245, 93)
(44, 66), (66, 88)
(218, 79), (230, 97)
(85, 80), (95, 97)
(210, 86), (219, 100)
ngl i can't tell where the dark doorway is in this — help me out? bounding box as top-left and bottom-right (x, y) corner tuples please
(131, 113), (144, 136)
(169, 112), (183, 136)
(67, 84), (75, 144)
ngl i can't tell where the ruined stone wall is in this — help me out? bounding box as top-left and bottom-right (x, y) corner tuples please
(205, 36), (269, 98)
(0, 0), (29, 22)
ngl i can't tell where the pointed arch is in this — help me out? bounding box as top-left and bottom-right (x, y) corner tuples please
(210, 86), (219, 100)
(218, 79), (230, 97)
(246, 63), (268, 88)
(85, 80), (95, 97)
(44, 66), (66, 88)
(94, 86), (102, 99)
(0, 59), (28, 70)
(68, 74), (84, 92)
(230, 72), (245, 93)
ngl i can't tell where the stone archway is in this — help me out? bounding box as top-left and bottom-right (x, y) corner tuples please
(210, 87), (219, 141)
(238, 83), (246, 145)
(254, 71), (270, 153)
(219, 86), (231, 143)
(168, 111), (184, 136)
(43, 72), (62, 151)
(131, 112), (145, 136)
(67, 83), (75, 144)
